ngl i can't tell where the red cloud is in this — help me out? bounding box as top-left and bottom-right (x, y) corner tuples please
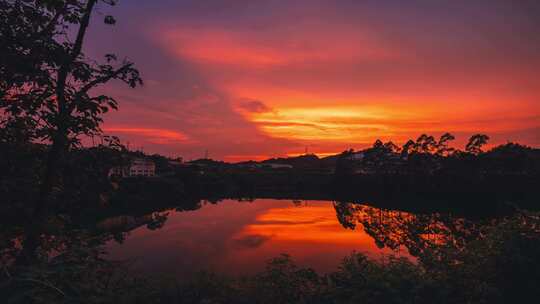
(103, 127), (189, 144)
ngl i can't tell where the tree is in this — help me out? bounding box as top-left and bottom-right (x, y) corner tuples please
(415, 134), (437, 154)
(335, 149), (355, 176)
(372, 139), (384, 149)
(401, 140), (416, 159)
(0, 0), (142, 211)
(466, 134), (490, 155)
(383, 141), (400, 153)
(436, 132), (455, 156)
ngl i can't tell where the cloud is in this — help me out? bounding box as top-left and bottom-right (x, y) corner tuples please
(158, 26), (396, 69)
(88, 0), (540, 160)
(248, 106), (393, 141)
(237, 99), (273, 113)
(232, 234), (271, 249)
(103, 127), (189, 144)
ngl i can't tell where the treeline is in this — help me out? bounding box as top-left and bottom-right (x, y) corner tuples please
(337, 133), (540, 176)
(0, 137), (129, 214)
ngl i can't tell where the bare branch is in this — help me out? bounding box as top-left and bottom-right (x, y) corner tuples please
(77, 63), (134, 97)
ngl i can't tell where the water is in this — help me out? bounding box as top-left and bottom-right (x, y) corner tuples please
(104, 199), (408, 278)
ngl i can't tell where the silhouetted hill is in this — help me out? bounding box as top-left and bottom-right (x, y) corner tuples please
(188, 158), (229, 167)
(261, 154), (323, 170)
(320, 154), (340, 167)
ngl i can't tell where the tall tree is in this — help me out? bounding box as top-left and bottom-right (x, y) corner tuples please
(401, 139), (416, 159)
(436, 132), (455, 156)
(465, 134), (490, 155)
(0, 0), (142, 211)
(383, 141), (400, 153)
(415, 134), (437, 154)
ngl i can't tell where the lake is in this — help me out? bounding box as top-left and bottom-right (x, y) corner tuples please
(104, 199), (410, 278)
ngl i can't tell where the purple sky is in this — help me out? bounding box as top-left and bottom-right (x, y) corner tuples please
(85, 0), (540, 160)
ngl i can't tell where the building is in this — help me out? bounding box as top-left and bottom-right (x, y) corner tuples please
(348, 152), (365, 160)
(109, 158), (156, 178)
(129, 158), (156, 177)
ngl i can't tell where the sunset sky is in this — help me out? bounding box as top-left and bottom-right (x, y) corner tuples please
(88, 0), (540, 161)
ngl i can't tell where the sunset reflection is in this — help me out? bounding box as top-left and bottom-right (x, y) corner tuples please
(237, 204), (378, 244)
(105, 199), (405, 277)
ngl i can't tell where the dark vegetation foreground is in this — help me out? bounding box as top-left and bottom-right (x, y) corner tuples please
(1, 208), (539, 304)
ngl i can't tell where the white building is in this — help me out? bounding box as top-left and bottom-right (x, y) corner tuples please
(109, 158), (156, 178)
(129, 158), (156, 177)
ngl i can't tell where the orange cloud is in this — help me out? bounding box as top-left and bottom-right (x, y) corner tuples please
(103, 127), (189, 144)
(158, 27), (397, 68)
(141, 13), (540, 159)
(245, 106), (419, 142)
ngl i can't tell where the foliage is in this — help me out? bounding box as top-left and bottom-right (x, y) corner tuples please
(0, 0), (141, 146)
(0, 0), (142, 227)
(1, 238), (160, 304)
(337, 132), (540, 179)
(466, 134), (490, 155)
(0, 138), (128, 210)
(0, 142), (45, 213)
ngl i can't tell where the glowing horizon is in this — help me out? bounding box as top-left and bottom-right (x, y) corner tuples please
(89, 1), (540, 161)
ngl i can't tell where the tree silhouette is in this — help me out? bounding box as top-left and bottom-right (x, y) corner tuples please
(436, 132), (455, 156)
(401, 139), (416, 159)
(335, 149), (355, 176)
(333, 202), (490, 264)
(415, 134), (437, 154)
(465, 134), (489, 155)
(372, 139), (384, 149)
(0, 0), (141, 212)
(383, 141), (400, 153)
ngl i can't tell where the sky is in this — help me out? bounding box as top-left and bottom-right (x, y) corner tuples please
(87, 0), (540, 161)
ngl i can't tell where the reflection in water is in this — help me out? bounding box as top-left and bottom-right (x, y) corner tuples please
(105, 200), (405, 277)
(1, 198), (517, 279)
(2, 197), (538, 303)
(333, 202), (495, 265)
